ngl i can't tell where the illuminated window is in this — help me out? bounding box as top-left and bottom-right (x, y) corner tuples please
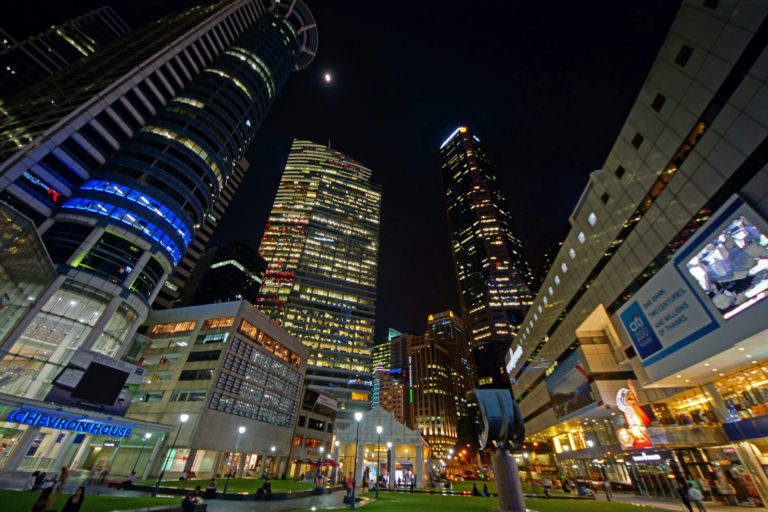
(561, 262), (568, 273)
(202, 317), (234, 329)
(151, 321), (196, 334)
(304, 438), (322, 448)
(578, 232), (586, 244)
(293, 436), (302, 446)
(588, 212), (597, 226)
(351, 392), (368, 401)
(569, 248), (576, 259)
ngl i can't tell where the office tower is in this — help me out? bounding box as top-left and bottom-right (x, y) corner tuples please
(176, 241), (267, 307)
(371, 338), (391, 409)
(0, 0), (318, 402)
(440, 126), (535, 388)
(258, 140), (382, 417)
(510, 1), (768, 500)
(427, 310), (473, 418)
(0, 7), (130, 101)
(409, 329), (457, 459)
(154, 159), (251, 308)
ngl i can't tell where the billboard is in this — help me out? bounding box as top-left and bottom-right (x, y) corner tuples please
(617, 196), (768, 382)
(45, 348), (144, 416)
(545, 351), (595, 420)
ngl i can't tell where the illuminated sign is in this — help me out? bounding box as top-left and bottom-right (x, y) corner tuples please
(7, 408), (133, 438)
(506, 344), (524, 373)
(632, 452), (661, 462)
(20, 171), (63, 203)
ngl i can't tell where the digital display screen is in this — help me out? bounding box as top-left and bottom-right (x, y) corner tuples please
(71, 362), (129, 405)
(685, 215), (768, 320)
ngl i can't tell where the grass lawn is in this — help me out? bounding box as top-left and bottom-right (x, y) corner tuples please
(138, 477), (318, 493)
(448, 480), (570, 496)
(296, 492), (666, 512)
(0, 489), (177, 512)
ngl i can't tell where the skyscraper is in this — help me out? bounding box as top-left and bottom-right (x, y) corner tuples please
(0, 0), (318, 400)
(258, 140), (382, 417)
(440, 126), (535, 388)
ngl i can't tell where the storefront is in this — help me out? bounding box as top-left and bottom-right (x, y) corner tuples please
(0, 393), (173, 479)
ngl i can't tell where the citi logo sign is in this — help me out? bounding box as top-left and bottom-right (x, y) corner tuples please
(628, 314), (644, 332)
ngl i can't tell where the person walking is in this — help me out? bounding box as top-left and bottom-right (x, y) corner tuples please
(677, 485), (693, 512)
(57, 467), (69, 492)
(61, 486), (86, 512)
(604, 480), (612, 501)
(688, 483), (707, 512)
(543, 478), (552, 499)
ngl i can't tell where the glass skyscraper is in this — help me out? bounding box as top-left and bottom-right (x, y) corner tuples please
(440, 126), (534, 388)
(258, 140), (381, 416)
(0, 0), (318, 400)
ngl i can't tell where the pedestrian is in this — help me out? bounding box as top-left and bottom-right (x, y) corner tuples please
(204, 478), (217, 499)
(604, 480), (612, 501)
(57, 467), (69, 492)
(31, 488), (55, 512)
(678, 485), (693, 512)
(472, 483), (480, 496)
(181, 487), (199, 512)
(543, 477), (552, 499)
(688, 483), (707, 512)
(23, 471), (38, 491)
(483, 483), (489, 497)
(261, 478), (272, 500)
(346, 473), (354, 497)
(33, 472), (47, 490)
(61, 486), (86, 512)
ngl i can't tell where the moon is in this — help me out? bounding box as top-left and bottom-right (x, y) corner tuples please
(324, 72), (332, 83)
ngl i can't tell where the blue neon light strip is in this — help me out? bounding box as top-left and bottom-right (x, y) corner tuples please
(62, 197), (182, 264)
(8, 407), (134, 438)
(79, 180), (191, 246)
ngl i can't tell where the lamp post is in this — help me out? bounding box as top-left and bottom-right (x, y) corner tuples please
(386, 442), (392, 489)
(223, 426), (246, 494)
(153, 413), (189, 497)
(448, 448), (454, 481)
(351, 411), (363, 509)
(333, 440), (340, 484)
(375, 425), (382, 498)
(269, 445), (275, 478)
(132, 432), (152, 474)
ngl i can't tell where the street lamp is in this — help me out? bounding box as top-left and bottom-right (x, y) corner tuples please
(333, 440), (340, 483)
(132, 432), (152, 474)
(153, 413), (189, 497)
(375, 425), (382, 498)
(351, 411), (363, 509)
(386, 442), (392, 489)
(317, 446), (324, 484)
(223, 426), (246, 494)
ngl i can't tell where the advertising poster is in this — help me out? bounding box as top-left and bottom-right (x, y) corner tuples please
(545, 351), (595, 420)
(45, 348), (144, 416)
(617, 196), (768, 382)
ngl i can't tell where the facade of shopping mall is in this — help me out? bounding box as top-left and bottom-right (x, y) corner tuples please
(509, 0), (768, 506)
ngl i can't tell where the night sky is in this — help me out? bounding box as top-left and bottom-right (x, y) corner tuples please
(7, 1), (680, 339)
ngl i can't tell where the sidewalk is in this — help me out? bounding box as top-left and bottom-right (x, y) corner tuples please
(596, 491), (762, 512)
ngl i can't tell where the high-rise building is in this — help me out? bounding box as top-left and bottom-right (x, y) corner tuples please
(0, 7), (130, 101)
(0, 0), (318, 403)
(510, 1), (768, 501)
(440, 126), (535, 388)
(258, 140), (382, 418)
(427, 310), (474, 419)
(371, 338), (391, 409)
(177, 240), (267, 307)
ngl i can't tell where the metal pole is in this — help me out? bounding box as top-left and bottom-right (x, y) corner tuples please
(153, 422), (183, 497)
(352, 421), (360, 509)
(132, 436), (149, 474)
(376, 432), (380, 499)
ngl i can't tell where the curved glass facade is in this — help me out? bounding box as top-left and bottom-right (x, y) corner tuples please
(60, 12), (303, 271)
